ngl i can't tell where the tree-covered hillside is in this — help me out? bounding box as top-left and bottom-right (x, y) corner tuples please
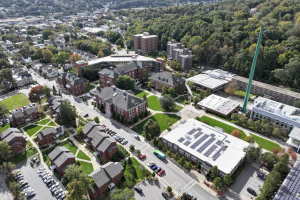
(120, 0), (300, 89)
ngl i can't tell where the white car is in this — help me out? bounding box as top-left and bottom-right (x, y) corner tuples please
(0, 122), (3, 126)
(6, 119), (10, 123)
(147, 161), (154, 167)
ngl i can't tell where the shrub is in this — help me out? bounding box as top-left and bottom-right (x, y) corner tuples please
(245, 135), (255, 143)
(231, 130), (241, 139)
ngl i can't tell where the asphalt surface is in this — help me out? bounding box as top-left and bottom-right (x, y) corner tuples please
(0, 174), (13, 200)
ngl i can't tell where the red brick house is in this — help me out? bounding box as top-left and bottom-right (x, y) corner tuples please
(47, 96), (67, 119)
(149, 72), (185, 92)
(95, 86), (147, 121)
(1, 128), (26, 154)
(37, 126), (66, 146)
(88, 162), (124, 199)
(82, 122), (118, 160)
(9, 107), (40, 126)
(48, 146), (76, 176)
(59, 72), (89, 96)
(98, 61), (149, 87)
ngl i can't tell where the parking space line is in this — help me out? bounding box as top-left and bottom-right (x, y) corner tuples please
(160, 178), (171, 187)
(159, 180), (167, 188)
(137, 143), (147, 150)
(183, 182), (196, 193)
(140, 145), (150, 153)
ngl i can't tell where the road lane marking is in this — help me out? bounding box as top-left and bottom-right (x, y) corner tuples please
(160, 178), (171, 186)
(183, 182), (196, 193)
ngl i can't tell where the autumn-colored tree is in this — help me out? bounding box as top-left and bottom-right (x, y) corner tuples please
(97, 51), (105, 58)
(245, 135), (255, 143)
(231, 130), (241, 139)
(279, 148), (286, 154)
(70, 53), (82, 63)
(42, 49), (53, 63)
(290, 152), (297, 160)
(28, 86), (44, 103)
(272, 147), (279, 155)
(225, 81), (239, 94)
(287, 147), (293, 154)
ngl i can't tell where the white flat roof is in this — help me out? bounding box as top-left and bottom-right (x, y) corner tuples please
(197, 94), (240, 115)
(87, 55), (156, 66)
(162, 118), (249, 174)
(187, 74), (229, 89)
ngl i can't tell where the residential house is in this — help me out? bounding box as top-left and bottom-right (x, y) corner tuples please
(88, 162), (124, 199)
(59, 72), (89, 96)
(149, 71), (185, 92)
(42, 65), (58, 78)
(13, 70), (33, 88)
(0, 128), (26, 154)
(22, 55), (32, 64)
(95, 86), (147, 121)
(9, 107), (39, 126)
(48, 146), (76, 176)
(37, 126), (65, 146)
(47, 96), (67, 119)
(82, 122), (118, 160)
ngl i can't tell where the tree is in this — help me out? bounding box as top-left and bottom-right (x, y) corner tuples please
(181, 192), (193, 200)
(223, 174), (233, 187)
(210, 166), (218, 179)
(224, 81), (239, 94)
(166, 186), (172, 193)
(244, 135), (255, 143)
(261, 152), (279, 168)
(143, 94), (147, 101)
(290, 152), (297, 160)
(46, 45), (58, 55)
(213, 177), (224, 191)
(231, 113), (238, 121)
(157, 141), (163, 149)
(142, 119), (161, 139)
(185, 162), (193, 171)
(0, 141), (11, 164)
(179, 157), (186, 166)
(59, 101), (77, 125)
(168, 87), (175, 97)
(76, 125), (83, 136)
(116, 38), (124, 47)
(253, 120), (262, 132)
(188, 81), (195, 90)
(28, 86), (44, 103)
(115, 75), (135, 91)
(64, 34), (70, 42)
(42, 49), (53, 63)
(238, 115), (248, 126)
(94, 117), (100, 123)
(9, 182), (22, 200)
(0, 102), (9, 117)
(135, 149), (141, 156)
(160, 94), (176, 111)
(127, 157), (133, 166)
(52, 52), (70, 68)
(258, 170), (281, 198)
(247, 118), (254, 127)
(174, 152), (180, 161)
(272, 148), (280, 154)
(43, 86), (52, 98)
(42, 29), (54, 40)
(293, 100), (300, 108)
(70, 53), (82, 63)
(70, 67), (79, 75)
(152, 137), (158, 146)
(111, 188), (135, 200)
(148, 82), (152, 89)
(274, 153), (289, 174)
(162, 84), (168, 95)
(231, 130), (241, 139)
(162, 145), (167, 152)
(1, 68), (13, 82)
(244, 145), (261, 163)
(129, 145), (135, 152)
(287, 147), (293, 154)
(5, 162), (15, 174)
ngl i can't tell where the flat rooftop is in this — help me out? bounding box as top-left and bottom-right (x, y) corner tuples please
(197, 94), (240, 116)
(162, 118), (249, 174)
(87, 55), (157, 66)
(186, 74), (229, 89)
(233, 75), (300, 99)
(252, 97), (300, 127)
(273, 161), (300, 200)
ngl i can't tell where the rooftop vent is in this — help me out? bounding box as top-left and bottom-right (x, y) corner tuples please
(113, 92), (117, 97)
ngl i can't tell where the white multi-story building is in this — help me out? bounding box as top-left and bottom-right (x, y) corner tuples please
(42, 65), (58, 78)
(13, 69), (33, 87)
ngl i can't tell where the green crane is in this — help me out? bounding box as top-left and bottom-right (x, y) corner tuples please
(241, 27), (264, 113)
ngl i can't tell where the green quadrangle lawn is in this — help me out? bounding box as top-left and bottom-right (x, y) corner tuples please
(79, 161), (93, 175)
(8, 147), (38, 164)
(235, 90), (254, 98)
(147, 95), (183, 112)
(133, 89), (149, 98)
(1, 93), (31, 110)
(24, 125), (43, 137)
(37, 119), (50, 125)
(47, 121), (57, 126)
(63, 143), (78, 155)
(198, 116), (247, 140)
(76, 150), (91, 161)
(132, 113), (181, 135)
(250, 133), (282, 151)
(1, 123), (10, 132)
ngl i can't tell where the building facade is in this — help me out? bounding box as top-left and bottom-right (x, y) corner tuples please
(149, 71), (185, 92)
(133, 32), (158, 54)
(59, 72), (89, 96)
(47, 96), (67, 119)
(167, 39), (193, 71)
(95, 86), (147, 121)
(9, 107), (39, 126)
(37, 126), (65, 146)
(0, 128), (26, 154)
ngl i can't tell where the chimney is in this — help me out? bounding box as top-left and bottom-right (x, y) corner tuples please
(110, 66), (114, 71)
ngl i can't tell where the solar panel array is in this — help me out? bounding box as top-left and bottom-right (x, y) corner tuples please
(190, 134), (208, 149)
(184, 141), (191, 146)
(212, 145), (228, 161)
(187, 128), (197, 135)
(197, 137), (216, 153)
(194, 131), (202, 139)
(210, 133), (215, 137)
(204, 145), (218, 157)
(273, 162), (300, 200)
(178, 137), (185, 143)
(216, 140), (222, 145)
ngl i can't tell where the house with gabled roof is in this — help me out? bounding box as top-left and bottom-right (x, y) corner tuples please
(47, 96), (67, 119)
(37, 126), (65, 146)
(0, 128), (26, 153)
(59, 72), (89, 96)
(149, 71), (185, 92)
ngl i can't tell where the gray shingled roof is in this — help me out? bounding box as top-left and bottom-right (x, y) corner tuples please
(60, 72), (89, 85)
(102, 162), (123, 179)
(12, 111), (25, 119)
(40, 128), (56, 136)
(1, 128), (20, 139)
(82, 121), (99, 135)
(98, 68), (119, 79)
(96, 138), (117, 153)
(88, 168), (111, 188)
(150, 72), (184, 87)
(48, 146), (70, 160)
(54, 152), (75, 168)
(95, 87), (146, 111)
(89, 129), (108, 147)
(37, 133), (43, 141)
(98, 61), (143, 79)
(2, 132), (23, 143)
(24, 107), (38, 115)
(56, 126), (65, 134)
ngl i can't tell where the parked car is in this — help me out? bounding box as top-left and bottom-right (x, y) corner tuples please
(0, 122), (3, 126)
(155, 167), (162, 173)
(83, 113), (89, 117)
(23, 106), (27, 109)
(152, 166), (158, 170)
(256, 171), (266, 180)
(135, 135), (140, 140)
(147, 161), (155, 167)
(247, 187), (257, 196)
(54, 189), (63, 196)
(162, 192), (169, 199)
(6, 118), (9, 123)
(20, 181), (28, 187)
(20, 185), (30, 191)
(121, 139), (128, 145)
(134, 186), (143, 193)
(26, 192), (36, 199)
(158, 169), (165, 176)
(139, 155), (146, 160)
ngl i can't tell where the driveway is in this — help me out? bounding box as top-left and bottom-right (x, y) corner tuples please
(0, 174), (13, 200)
(231, 166), (264, 200)
(15, 158), (58, 200)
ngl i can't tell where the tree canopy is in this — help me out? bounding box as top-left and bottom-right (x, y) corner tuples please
(115, 75), (135, 91)
(160, 94), (176, 111)
(59, 101), (77, 125)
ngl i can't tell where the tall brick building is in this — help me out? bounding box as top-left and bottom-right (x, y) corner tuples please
(59, 72), (89, 96)
(133, 32), (158, 54)
(0, 128), (26, 154)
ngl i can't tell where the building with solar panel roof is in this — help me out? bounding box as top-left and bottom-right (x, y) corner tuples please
(161, 118), (249, 177)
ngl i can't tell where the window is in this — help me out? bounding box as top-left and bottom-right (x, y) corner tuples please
(185, 152), (190, 158)
(168, 142), (172, 147)
(162, 139), (167, 144)
(191, 156), (197, 162)
(173, 145), (178, 150)
(179, 149), (184, 154)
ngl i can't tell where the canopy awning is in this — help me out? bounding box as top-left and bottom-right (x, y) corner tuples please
(50, 165), (56, 170)
(66, 84), (71, 88)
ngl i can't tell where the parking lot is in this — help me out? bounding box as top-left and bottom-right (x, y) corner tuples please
(15, 157), (63, 200)
(231, 166), (264, 200)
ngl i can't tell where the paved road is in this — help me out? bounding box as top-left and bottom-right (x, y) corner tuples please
(0, 174), (13, 200)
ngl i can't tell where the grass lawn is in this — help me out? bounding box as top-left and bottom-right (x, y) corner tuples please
(47, 121), (57, 126)
(250, 133), (282, 151)
(8, 147), (38, 164)
(63, 143), (78, 155)
(147, 95), (183, 112)
(235, 90), (254, 98)
(41, 97), (47, 104)
(1, 123), (10, 132)
(24, 125), (43, 137)
(37, 119), (50, 125)
(133, 89), (149, 98)
(198, 116), (247, 140)
(79, 161), (93, 175)
(123, 157), (151, 186)
(132, 113), (181, 135)
(1, 93), (31, 110)
(76, 150), (91, 161)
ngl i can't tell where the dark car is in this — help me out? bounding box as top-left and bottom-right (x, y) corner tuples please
(247, 187), (257, 196)
(83, 113), (88, 117)
(256, 172), (266, 180)
(134, 186), (143, 193)
(162, 192), (169, 199)
(155, 167), (162, 173)
(135, 135), (140, 140)
(152, 166), (158, 170)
